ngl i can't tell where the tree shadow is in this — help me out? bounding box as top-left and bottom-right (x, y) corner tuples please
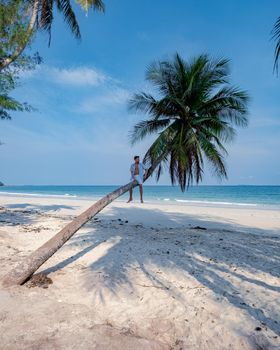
(42, 241), (102, 275)
(0, 207), (36, 226)
(5, 203), (76, 212)
(0, 202), (77, 228)
(42, 205), (280, 336)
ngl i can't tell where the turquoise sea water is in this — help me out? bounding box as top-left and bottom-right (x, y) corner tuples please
(0, 185), (280, 209)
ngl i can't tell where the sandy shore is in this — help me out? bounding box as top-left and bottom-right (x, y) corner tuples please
(0, 194), (279, 349)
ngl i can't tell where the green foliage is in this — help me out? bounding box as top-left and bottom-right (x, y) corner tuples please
(0, 67), (33, 120)
(129, 54), (249, 191)
(0, 0), (41, 120)
(1, 0), (105, 70)
(0, 0), (33, 65)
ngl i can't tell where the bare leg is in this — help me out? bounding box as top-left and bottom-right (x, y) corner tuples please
(139, 185), (144, 203)
(127, 187), (133, 203)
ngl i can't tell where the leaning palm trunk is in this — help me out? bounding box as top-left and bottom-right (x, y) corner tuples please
(2, 165), (156, 286)
(0, 0), (39, 71)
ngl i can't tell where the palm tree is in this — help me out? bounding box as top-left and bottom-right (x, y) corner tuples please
(0, 0), (105, 70)
(129, 54), (249, 191)
(272, 16), (280, 73)
(2, 54), (249, 286)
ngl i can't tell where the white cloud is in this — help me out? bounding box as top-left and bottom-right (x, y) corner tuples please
(49, 67), (108, 86)
(77, 87), (130, 113)
(21, 65), (108, 87)
(19, 63), (131, 114)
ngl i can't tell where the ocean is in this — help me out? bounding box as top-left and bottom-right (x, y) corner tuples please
(0, 185), (280, 209)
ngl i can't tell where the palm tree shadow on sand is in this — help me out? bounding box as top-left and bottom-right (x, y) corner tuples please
(41, 205), (280, 336)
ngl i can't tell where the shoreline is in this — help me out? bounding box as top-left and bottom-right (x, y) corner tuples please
(0, 193), (280, 232)
(0, 190), (279, 212)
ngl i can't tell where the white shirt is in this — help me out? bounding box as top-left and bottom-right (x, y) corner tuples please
(130, 162), (147, 181)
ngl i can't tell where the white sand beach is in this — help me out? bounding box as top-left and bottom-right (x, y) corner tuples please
(0, 193), (279, 349)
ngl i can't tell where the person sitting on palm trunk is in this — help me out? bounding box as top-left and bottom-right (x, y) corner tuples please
(127, 156), (148, 203)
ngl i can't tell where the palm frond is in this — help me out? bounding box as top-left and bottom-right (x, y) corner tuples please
(130, 118), (171, 145)
(38, 0), (104, 43)
(272, 16), (280, 73)
(40, 0), (54, 44)
(55, 0), (81, 39)
(199, 86), (249, 127)
(128, 92), (157, 115)
(199, 134), (227, 179)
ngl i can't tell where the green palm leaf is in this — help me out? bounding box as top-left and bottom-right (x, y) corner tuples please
(55, 0), (81, 40)
(37, 0), (105, 42)
(272, 16), (280, 73)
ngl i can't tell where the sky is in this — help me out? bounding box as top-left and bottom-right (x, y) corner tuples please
(0, 0), (280, 186)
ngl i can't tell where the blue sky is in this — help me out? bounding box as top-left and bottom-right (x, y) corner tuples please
(1, 0), (280, 185)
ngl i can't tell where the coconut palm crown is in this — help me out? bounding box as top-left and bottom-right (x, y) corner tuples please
(129, 54), (249, 191)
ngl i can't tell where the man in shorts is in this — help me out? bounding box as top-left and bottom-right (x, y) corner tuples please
(127, 156), (148, 203)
